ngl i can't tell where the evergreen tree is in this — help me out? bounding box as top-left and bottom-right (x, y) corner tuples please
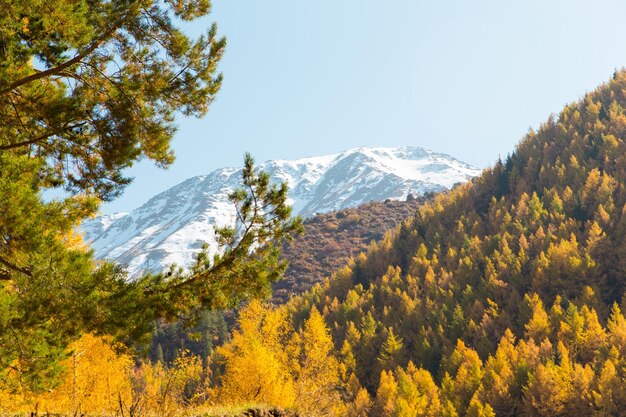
(0, 0), (229, 387)
(1, 7), (303, 379)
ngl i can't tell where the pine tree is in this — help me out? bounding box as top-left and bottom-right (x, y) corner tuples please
(0, 0), (302, 388)
(1, 0), (224, 199)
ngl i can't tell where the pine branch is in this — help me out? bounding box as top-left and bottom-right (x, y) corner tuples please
(0, 10), (133, 96)
(0, 256), (32, 278)
(0, 122), (86, 150)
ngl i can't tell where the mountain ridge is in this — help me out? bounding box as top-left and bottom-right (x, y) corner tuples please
(82, 146), (480, 276)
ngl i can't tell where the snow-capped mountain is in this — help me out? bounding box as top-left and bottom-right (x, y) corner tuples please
(82, 146), (481, 277)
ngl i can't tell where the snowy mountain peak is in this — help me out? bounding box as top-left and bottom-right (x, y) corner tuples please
(82, 146), (481, 277)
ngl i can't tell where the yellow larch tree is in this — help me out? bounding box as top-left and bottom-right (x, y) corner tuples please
(217, 300), (296, 408)
(132, 350), (210, 416)
(524, 293), (551, 342)
(38, 333), (133, 415)
(374, 369), (398, 417)
(296, 306), (344, 416)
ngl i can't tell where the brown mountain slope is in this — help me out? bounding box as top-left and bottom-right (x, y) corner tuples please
(273, 196), (430, 303)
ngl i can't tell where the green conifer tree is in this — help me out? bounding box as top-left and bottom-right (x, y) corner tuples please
(0, 1), (303, 386)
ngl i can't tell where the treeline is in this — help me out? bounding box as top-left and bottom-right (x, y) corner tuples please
(221, 296), (626, 416)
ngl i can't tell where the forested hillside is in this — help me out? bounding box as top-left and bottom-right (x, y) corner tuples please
(214, 71), (626, 415)
(271, 70), (626, 415)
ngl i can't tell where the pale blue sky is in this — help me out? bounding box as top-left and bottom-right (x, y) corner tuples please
(102, 0), (626, 214)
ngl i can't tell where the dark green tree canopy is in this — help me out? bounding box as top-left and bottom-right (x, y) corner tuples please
(0, 0), (225, 199)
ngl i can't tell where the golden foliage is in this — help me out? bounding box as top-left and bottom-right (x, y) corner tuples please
(217, 300), (296, 408)
(0, 334), (133, 415)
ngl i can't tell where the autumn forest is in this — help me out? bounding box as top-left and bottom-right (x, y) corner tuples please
(3, 0), (626, 416)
